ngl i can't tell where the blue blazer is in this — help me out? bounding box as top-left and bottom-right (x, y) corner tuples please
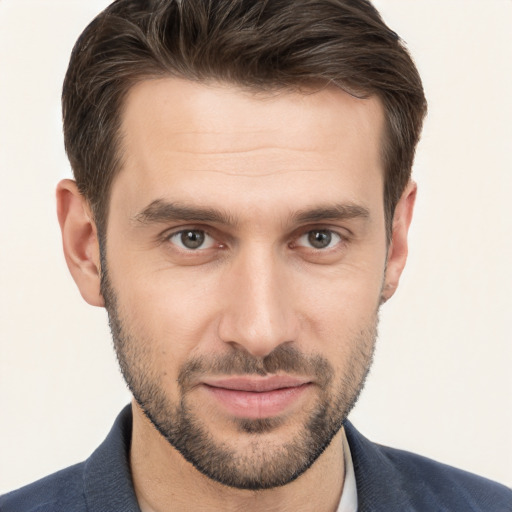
(1, 406), (510, 511)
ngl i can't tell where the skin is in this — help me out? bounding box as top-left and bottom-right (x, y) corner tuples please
(57, 78), (416, 512)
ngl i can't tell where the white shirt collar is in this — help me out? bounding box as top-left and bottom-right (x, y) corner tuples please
(336, 427), (358, 512)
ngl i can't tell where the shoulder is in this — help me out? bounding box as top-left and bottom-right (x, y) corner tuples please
(344, 421), (512, 511)
(0, 406), (139, 512)
(379, 443), (512, 509)
(0, 462), (86, 512)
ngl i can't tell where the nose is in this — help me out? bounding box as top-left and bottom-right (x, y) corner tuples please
(217, 245), (298, 358)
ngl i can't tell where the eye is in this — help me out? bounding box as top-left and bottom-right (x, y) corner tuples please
(168, 229), (216, 250)
(296, 229), (342, 250)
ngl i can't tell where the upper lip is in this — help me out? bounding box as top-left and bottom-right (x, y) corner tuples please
(201, 375), (311, 392)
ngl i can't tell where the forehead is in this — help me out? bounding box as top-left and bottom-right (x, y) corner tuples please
(112, 78), (385, 221)
(120, 78), (384, 162)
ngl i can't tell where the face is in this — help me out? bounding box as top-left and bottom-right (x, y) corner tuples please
(102, 79), (389, 489)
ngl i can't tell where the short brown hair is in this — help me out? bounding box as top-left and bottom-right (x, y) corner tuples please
(63, 0), (427, 237)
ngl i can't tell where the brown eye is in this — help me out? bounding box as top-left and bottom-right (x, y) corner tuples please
(181, 230), (205, 249)
(296, 230), (342, 250)
(308, 230), (332, 249)
(169, 230), (214, 250)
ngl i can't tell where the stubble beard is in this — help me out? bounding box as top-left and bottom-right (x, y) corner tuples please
(100, 261), (378, 490)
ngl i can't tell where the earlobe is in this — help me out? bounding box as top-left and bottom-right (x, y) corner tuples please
(381, 181), (417, 303)
(56, 179), (105, 307)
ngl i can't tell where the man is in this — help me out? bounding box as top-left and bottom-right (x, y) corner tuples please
(1, 0), (510, 510)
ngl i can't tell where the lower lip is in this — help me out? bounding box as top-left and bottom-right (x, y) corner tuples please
(202, 383), (311, 419)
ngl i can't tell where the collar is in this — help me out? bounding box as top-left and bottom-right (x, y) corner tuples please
(83, 405), (141, 511)
(337, 427), (358, 512)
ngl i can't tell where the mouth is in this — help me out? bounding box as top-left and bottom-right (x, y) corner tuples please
(200, 376), (313, 419)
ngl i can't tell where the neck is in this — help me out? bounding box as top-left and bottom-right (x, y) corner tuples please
(130, 402), (345, 512)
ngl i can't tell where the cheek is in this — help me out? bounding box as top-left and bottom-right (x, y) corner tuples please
(113, 260), (226, 350)
(292, 258), (383, 356)
(296, 256), (385, 318)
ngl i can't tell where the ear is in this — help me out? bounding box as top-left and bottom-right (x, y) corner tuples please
(381, 181), (417, 302)
(56, 179), (104, 307)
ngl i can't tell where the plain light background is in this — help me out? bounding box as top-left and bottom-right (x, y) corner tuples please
(1, 0), (511, 493)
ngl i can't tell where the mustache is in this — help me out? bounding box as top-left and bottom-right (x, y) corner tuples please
(178, 344), (333, 390)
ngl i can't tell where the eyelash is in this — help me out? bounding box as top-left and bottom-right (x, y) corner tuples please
(162, 226), (348, 253)
(294, 230), (343, 251)
(166, 229), (219, 251)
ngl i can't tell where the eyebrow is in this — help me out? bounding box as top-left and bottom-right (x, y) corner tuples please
(292, 204), (370, 224)
(132, 199), (370, 227)
(132, 199), (237, 226)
